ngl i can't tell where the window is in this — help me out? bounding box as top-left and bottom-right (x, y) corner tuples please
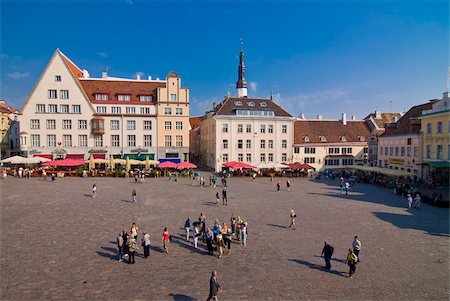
(95, 94), (108, 101)
(282, 140), (287, 149)
(268, 153), (274, 162)
(426, 144), (431, 159)
(305, 147), (316, 154)
(60, 90), (69, 99)
(304, 136), (310, 142)
(140, 107), (150, 114)
(31, 134), (40, 147)
(62, 119), (72, 130)
(78, 120), (87, 130)
(268, 140), (274, 149)
(407, 138), (412, 145)
(235, 101), (243, 106)
(395, 147), (399, 156)
(400, 147), (405, 156)
(176, 108), (183, 115)
(246, 153), (252, 162)
(260, 139), (266, 149)
(60, 105), (69, 114)
(36, 104), (46, 113)
(237, 124), (243, 133)
(164, 121), (172, 130)
(320, 136), (327, 142)
(111, 120), (120, 130)
(246, 124), (251, 133)
(127, 120), (136, 130)
(127, 135), (136, 147)
(94, 135), (103, 147)
(118, 94), (130, 101)
(55, 75), (61, 82)
(341, 136), (347, 142)
(437, 122), (443, 134)
(223, 154), (228, 162)
(63, 134), (72, 147)
(79, 135), (88, 147)
(325, 159), (340, 166)
(164, 108), (172, 115)
(246, 140), (251, 149)
(47, 135), (56, 147)
(165, 135), (172, 147)
(282, 153), (287, 162)
(140, 95), (152, 102)
(260, 102), (267, 107)
(111, 135), (120, 147)
(47, 119), (56, 129)
(294, 147), (300, 154)
(407, 146), (411, 157)
(143, 121), (152, 130)
(414, 147), (418, 157)
(260, 153), (266, 162)
(342, 148), (348, 155)
(238, 154), (243, 162)
(248, 101), (255, 106)
(436, 145), (443, 159)
(30, 119), (40, 129)
(126, 107), (136, 114)
(72, 105), (81, 114)
(223, 139), (228, 149)
(268, 125), (273, 133)
(49, 104), (58, 113)
(305, 157), (315, 164)
(282, 125), (287, 134)
(347, 148), (352, 154)
(260, 125), (266, 133)
(176, 135), (183, 147)
(176, 121), (183, 130)
(238, 139), (243, 149)
(170, 94), (177, 101)
(342, 159), (354, 165)
(426, 122), (432, 134)
(48, 89), (57, 99)
(144, 135), (152, 147)
(111, 107), (121, 114)
(222, 124), (228, 133)
(97, 106), (107, 113)
(364, 147), (368, 154)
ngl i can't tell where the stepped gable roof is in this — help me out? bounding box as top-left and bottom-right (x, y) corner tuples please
(79, 80), (165, 103)
(364, 112), (402, 129)
(383, 101), (435, 136)
(214, 97), (292, 117)
(294, 120), (371, 144)
(189, 116), (204, 129)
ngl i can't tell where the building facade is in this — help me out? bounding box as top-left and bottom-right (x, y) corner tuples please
(293, 114), (370, 171)
(0, 101), (20, 159)
(419, 92), (450, 186)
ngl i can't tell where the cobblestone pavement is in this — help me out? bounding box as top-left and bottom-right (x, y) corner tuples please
(1, 175), (449, 300)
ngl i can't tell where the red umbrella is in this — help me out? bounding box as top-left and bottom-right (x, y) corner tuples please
(158, 161), (178, 168)
(223, 161), (255, 169)
(177, 161), (197, 169)
(42, 158), (85, 167)
(287, 163), (304, 169)
(301, 163), (315, 169)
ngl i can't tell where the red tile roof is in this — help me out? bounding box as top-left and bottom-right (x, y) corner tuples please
(294, 120), (371, 144)
(213, 97), (292, 117)
(59, 50), (84, 79)
(189, 116), (204, 129)
(364, 112), (402, 129)
(382, 101), (435, 136)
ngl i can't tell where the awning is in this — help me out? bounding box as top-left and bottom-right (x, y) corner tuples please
(93, 154), (105, 159)
(348, 165), (414, 177)
(66, 154), (85, 160)
(123, 153), (155, 160)
(34, 154), (52, 159)
(422, 161), (450, 168)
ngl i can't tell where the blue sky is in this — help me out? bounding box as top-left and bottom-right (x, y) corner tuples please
(1, 0), (448, 119)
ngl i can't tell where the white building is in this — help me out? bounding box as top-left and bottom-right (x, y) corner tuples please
(199, 51), (294, 172)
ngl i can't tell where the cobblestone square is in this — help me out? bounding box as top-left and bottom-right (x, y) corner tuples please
(1, 175), (449, 300)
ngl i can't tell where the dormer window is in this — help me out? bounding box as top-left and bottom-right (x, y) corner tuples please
(358, 136), (365, 142)
(235, 101), (243, 106)
(304, 136), (310, 142)
(340, 136), (347, 142)
(248, 101), (255, 106)
(95, 94), (109, 101)
(260, 102), (267, 107)
(320, 136), (327, 142)
(118, 94), (131, 101)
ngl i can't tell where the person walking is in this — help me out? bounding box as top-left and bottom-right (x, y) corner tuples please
(286, 179), (291, 191)
(162, 228), (170, 254)
(207, 270), (221, 301)
(42, 169), (47, 181)
(215, 192), (220, 206)
(346, 248), (358, 277)
(222, 188), (228, 205)
(127, 237), (138, 264)
(117, 232), (124, 261)
(205, 227), (214, 256)
(344, 181), (350, 195)
(142, 232), (151, 258)
(352, 236), (361, 262)
(92, 184), (97, 198)
(321, 241), (334, 270)
(407, 194), (413, 209)
(276, 181), (281, 192)
(289, 209), (296, 230)
(193, 223), (200, 249)
(184, 217), (191, 241)
(414, 193), (422, 209)
(241, 222), (248, 247)
(131, 188), (137, 203)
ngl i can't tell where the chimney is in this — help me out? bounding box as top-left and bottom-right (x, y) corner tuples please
(213, 101), (217, 109)
(393, 116), (398, 122)
(156, 77), (160, 80)
(341, 113), (347, 125)
(102, 71), (107, 79)
(136, 74), (141, 80)
(351, 115), (356, 120)
(317, 115), (322, 120)
(82, 69), (90, 78)
(444, 92), (450, 99)
(148, 76), (152, 80)
(375, 110), (381, 119)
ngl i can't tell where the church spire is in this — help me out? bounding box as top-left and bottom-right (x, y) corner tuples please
(236, 39), (247, 98)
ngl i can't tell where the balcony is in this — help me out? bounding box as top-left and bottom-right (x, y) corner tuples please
(91, 117), (105, 135)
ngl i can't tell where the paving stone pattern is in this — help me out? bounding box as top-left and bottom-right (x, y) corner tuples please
(0, 175), (449, 300)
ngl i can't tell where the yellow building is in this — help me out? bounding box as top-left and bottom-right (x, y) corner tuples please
(156, 72), (190, 162)
(419, 92), (450, 186)
(0, 100), (20, 159)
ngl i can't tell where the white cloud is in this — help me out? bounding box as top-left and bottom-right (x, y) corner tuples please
(249, 81), (257, 93)
(7, 71), (29, 80)
(97, 52), (108, 58)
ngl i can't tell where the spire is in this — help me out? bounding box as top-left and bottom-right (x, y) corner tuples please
(236, 39), (247, 98)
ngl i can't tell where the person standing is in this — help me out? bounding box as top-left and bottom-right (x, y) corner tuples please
(131, 223), (139, 241)
(216, 233), (224, 258)
(407, 194), (413, 209)
(42, 169), (47, 181)
(117, 232), (124, 261)
(414, 193), (422, 209)
(207, 270), (221, 301)
(92, 184), (97, 198)
(321, 241), (334, 270)
(184, 217), (191, 241)
(236, 216), (243, 241)
(224, 227), (232, 254)
(289, 209), (296, 230)
(241, 222), (248, 247)
(346, 248), (358, 277)
(205, 227), (214, 256)
(162, 227), (170, 254)
(286, 179), (291, 191)
(193, 224), (199, 249)
(222, 188), (228, 205)
(352, 236), (361, 262)
(131, 188), (137, 203)
(230, 215), (236, 235)
(344, 181), (350, 195)
(127, 237), (138, 264)
(142, 232), (151, 258)
(122, 230), (129, 258)
(276, 181), (281, 192)
(215, 192), (220, 206)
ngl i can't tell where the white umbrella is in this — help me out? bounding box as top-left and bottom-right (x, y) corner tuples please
(28, 157), (52, 163)
(0, 156), (50, 164)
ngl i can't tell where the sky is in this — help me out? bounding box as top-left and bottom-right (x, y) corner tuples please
(1, 0), (448, 119)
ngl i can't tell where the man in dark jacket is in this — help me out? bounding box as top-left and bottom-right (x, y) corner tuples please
(222, 188), (227, 205)
(207, 270), (220, 301)
(321, 241), (334, 270)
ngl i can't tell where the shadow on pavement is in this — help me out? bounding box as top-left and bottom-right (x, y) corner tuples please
(95, 246), (117, 260)
(313, 255), (347, 264)
(168, 293), (198, 301)
(120, 199), (134, 203)
(201, 202), (217, 207)
(170, 234), (209, 256)
(288, 258), (347, 277)
(266, 223), (288, 229)
(149, 245), (166, 253)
